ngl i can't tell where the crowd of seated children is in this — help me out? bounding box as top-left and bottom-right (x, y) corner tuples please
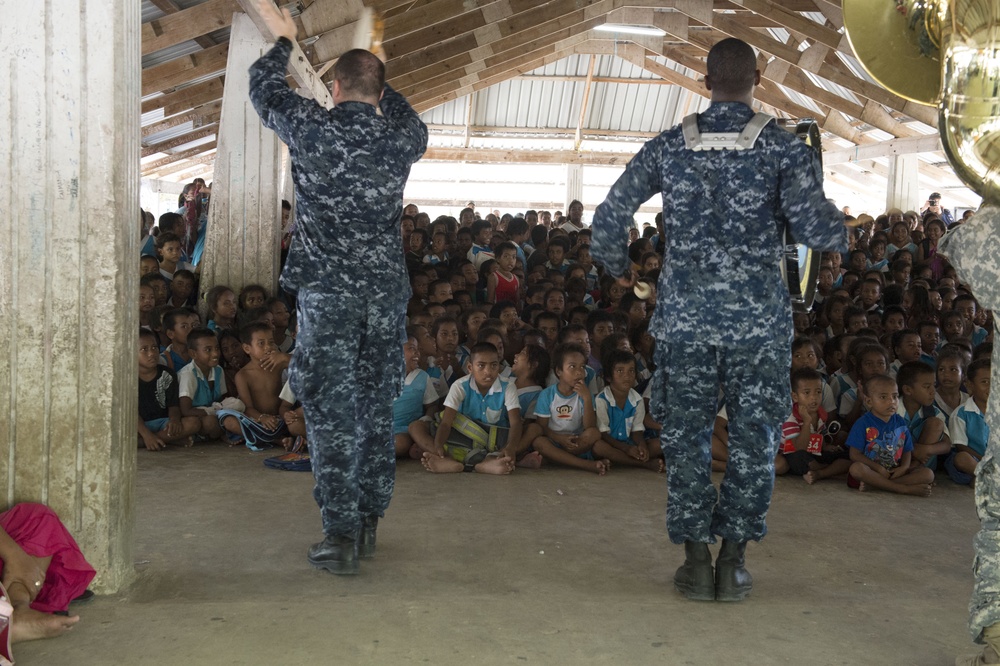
(136, 201), (992, 500)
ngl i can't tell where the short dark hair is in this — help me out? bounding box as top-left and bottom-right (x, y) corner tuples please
(468, 341), (499, 363)
(239, 322), (273, 345)
(790, 367), (823, 392)
(557, 323), (588, 343)
(157, 212), (183, 234)
(552, 343), (587, 371)
(706, 38), (757, 95)
(864, 373), (897, 394)
(585, 309), (614, 335)
(333, 48), (385, 98)
(155, 231), (180, 249)
(896, 361), (935, 390)
(140, 272), (168, 288)
(488, 301), (517, 319)
(187, 327), (217, 350)
(507, 218), (528, 237)
(172, 269), (195, 283)
(494, 241), (517, 258)
(968, 358), (992, 383)
(471, 219), (492, 237)
(548, 236), (570, 252)
(602, 348), (636, 382)
(431, 315), (459, 338)
(521, 343), (550, 386)
(162, 308), (191, 332)
(139, 328), (158, 344)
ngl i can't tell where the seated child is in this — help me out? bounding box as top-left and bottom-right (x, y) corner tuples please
(139, 283), (156, 329)
(218, 323), (289, 450)
(592, 350), (664, 472)
(205, 285), (238, 332)
(546, 324), (598, 392)
(427, 316), (460, 395)
(137, 329), (200, 450)
(791, 337), (836, 413)
(535, 311), (561, 351)
(178, 328), (229, 439)
(837, 341), (889, 429)
(392, 332), (439, 458)
(934, 347), (968, 419)
(140, 254), (160, 277)
(777, 369), (851, 483)
(532, 343), (608, 475)
(888, 329), (922, 379)
(896, 361), (951, 470)
(477, 327), (512, 381)
(167, 269), (197, 308)
(457, 308), (488, 369)
(946, 358), (991, 485)
(140, 272), (169, 307)
(509, 343), (550, 468)
(413, 343), (521, 475)
(267, 297), (295, 353)
(159, 308), (195, 371)
(845, 374), (934, 496)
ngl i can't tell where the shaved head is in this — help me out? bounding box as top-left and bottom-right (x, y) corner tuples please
(333, 49), (385, 99)
(706, 38), (758, 96)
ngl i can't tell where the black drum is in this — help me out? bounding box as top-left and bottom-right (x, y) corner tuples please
(780, 119), (822, 312)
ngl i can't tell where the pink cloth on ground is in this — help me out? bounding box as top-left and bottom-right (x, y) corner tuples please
(0, 503), (96, 613)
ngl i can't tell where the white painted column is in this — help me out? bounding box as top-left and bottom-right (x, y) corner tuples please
(886, 154), (920, 211)
(565, 163), (584, 210)
(202, 13), (284, 299)
(0, 0), (140, 591)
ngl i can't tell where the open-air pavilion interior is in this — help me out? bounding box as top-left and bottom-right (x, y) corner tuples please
(1, 0), (989, 663)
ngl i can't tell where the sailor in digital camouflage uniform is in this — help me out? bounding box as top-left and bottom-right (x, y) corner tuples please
(938, 208), (1000, 664)
(590, 38), (846, 601)
(247, 4), (427, 574)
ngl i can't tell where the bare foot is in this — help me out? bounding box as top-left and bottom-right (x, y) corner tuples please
(858, 481), (867, 492)
(421, 452), (463, 473)
(516, 451), (543, 469)
(804, 471), (818, 485)
(903, 483), (933, 497)
(593, 459), (611, 476)
(476, 456), (514, 475)
(183, 436), (194, 448)
(280, 437), (294, 451)
(10, 605), (80, 643)
(408, 444), (423, 460)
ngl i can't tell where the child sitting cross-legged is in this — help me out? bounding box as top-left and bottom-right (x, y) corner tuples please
(532, 343), (608, 475)
(178, 328), (229, 440)
(217, 322), (289, 450)
(414, 342), (521, 475)
(392, 331), (440, 458)
(591, 349), (664, 472)
(895, 361), (951, 471)
(778, 368), (851, 484)
(945, 358), (991, 486)
(845, 374), (935, 496)
(137, 329), (200, 450)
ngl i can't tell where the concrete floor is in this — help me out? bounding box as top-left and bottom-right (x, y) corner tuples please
(14, 444), (985, 665)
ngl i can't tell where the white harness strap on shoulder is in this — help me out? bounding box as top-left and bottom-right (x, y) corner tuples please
(681, 112), (775, 151)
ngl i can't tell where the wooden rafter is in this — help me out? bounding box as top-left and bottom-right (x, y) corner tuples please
(142, 0), (239, 56)
(146, 0), (219, 50)
(142, 77), (225, 116)
(422, 147), (635, 165)
(142, 141), (219, 174)
(141, 102), (222, 140)
(142, 126), (218, 158)
(141, 42), (230, 96)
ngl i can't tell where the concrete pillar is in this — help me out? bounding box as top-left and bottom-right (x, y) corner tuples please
(565, 164), (584, 211)
(0, 0), (140, 591)
(886, 154), (920, 212)
(202, 13), (284, 299)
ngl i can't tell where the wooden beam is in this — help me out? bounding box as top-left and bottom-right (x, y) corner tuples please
(151, 152), (219, 179)
(382, 0), (614, 89)
(142, 0), (239, 56)
(463, 92), (475, 149)
(823, 135), (944, 164)
(422, 147), (636, 165)
(141, 102), (223, 140)
(141, 77), (225, 116)
(657, 3), (938, 127)
(141, 141), (219, 174)
(381, 0), (494, 42)
(146, 0), (218, 49)
(575, 55), (596, 151)
(141, 42), (230, 96)
(236, 0), (334, 109)
(141, 126), (218, 158)
(727, 0), (848, 53)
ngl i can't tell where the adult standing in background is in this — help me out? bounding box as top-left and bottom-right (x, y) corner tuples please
(590, 38), (846, 602)
(248, 0), (427, 574)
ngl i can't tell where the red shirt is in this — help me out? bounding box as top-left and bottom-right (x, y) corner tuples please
(781, 404), (828, 455)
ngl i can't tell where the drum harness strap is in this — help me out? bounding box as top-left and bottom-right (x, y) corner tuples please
(681, 111), (775, 151)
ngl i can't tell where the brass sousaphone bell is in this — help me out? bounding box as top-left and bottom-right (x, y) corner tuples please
(843, 1), (1000, 206)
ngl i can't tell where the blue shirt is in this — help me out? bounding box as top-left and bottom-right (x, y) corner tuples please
(846, 411), (913, 469)
(595, 387), (646, 442)
(952, 397), (990, 456)
(516, 385), (543, 419)
(443, 375), (519, 427)
(393, 369), (438, 426)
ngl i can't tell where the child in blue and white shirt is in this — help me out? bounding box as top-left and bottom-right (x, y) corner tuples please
(946, 359), (991, 485)
(394, 334), (440, 457)
(592, 350), (663, 472)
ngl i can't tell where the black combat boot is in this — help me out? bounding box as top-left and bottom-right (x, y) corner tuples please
(673, 541), (715, 601)
(715, 539), (752, 601)
(358, 515), (378, 559)
(307, 534), (359, 575)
